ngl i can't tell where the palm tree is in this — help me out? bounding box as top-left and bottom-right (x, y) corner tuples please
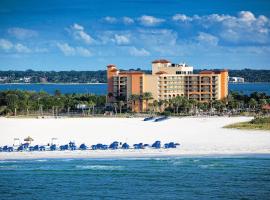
(129, 94), (140, 112)
(248, 98), (257, 111)
(87, 100), (96, 115)
(113, 102), (118, 114)
(152, 100), (159, 113)
(188, 99), (198, 114)
(142, 92), (153, 112)
(118, 100), (125, 114)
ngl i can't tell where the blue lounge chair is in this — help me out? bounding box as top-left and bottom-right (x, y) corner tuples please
(39, 146), (45, 151)
(69, 142), (76, 150)
(143, 116), (154, 121)
(29, 146), (35, 151)
(109, 141), (119, 149)
(79, 143), (87, 150)
(133, 143), (144, 149)
(33, 145), (39, 151)
(0, 147), (2, 152)
(96, 143), (104, 149)
(7, 147), (13, 152)
(152, 141), (161, 149)
(60, 144), (69, 151)
(3, 146), (8, 152)
(101, 145), (108, 150)
(121, 143), (129, 149)
(91, 145), (97, 150)
(154, 116), (168, 122)
(50, 144), (57, 151)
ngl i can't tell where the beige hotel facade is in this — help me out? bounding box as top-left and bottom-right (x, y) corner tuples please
(107, 59), (228, 112)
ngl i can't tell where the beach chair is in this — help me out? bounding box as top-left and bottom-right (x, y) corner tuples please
(33, 145), (39, 151)
(143, 116), (154, 121)
(79, 144), (87, 150)
(0, 147), (2, 152)
(133, 143), (144, 149)
(91, 145), (97, 150)
(60, 144), (69, 151)
(96, 143), (104, 149)
(39, 146), (45, 151)
(101, 145), (108, 150)
(29, 146), (35, 151)
(7, 147), (14, 152)
(69, 142), (76, 150)
(109, 141), (119, 149)
(3, 146), (8, 152)
(154, 116), (168, 122)
(168, 142), (176, 148)
(121, 143), (129, 149)
(17, 145), (25, 151)
(152, 141), (161, 149)
(50, 144), (57, 151)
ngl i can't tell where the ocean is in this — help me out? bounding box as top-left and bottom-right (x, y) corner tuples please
(0, 156), (270, 199)
(0, 83), (269, 95)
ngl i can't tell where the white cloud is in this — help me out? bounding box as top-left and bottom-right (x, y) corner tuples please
(129, 47), (150, 56)
(138, 15), (165, 26)
(14, 43), (31, 53)
(56, 43), (75, 56)
(103, 16), (117, 23)
(172, 11), (270, 45)
(172, 14), (192, 22)
(197, 32), (219, 46)
(0, 39), (13, 50)
(114, 34), (130, 45)
(56, 42), (92, 57)
(70, 23), (94, 44)
(123, 17), (134, 25)
(76, 46), (92, 57)
(7, 27), (38, 40)
(0, 38), (33, 53)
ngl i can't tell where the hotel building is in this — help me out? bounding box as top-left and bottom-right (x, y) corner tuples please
(107, 59), (228, 111)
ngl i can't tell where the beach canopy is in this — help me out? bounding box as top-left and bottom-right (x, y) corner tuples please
(24, 136), (34, 142)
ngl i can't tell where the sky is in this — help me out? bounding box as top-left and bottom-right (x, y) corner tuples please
(0, 0), (270, 71)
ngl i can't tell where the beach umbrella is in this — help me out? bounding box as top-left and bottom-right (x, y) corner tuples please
(24, 136), (34, 144)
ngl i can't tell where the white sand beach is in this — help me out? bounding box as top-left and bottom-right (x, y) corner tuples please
(0, 116), (270, 160)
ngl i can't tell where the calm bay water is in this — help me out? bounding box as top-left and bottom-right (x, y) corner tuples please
(0, 83), (269, 95)
(0, 156), (270, 199)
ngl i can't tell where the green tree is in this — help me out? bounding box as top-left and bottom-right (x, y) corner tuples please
(142, 92), (153, 112)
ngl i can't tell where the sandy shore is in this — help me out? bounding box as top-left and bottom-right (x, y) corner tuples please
(0, 116), (270, 160)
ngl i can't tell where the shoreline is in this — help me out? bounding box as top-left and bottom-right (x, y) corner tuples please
(0, 82), (270, 85)
(1, 150), (270, 161)
(0, 82), (107, 85)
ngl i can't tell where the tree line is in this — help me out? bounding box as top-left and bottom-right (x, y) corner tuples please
(0, 90), (269, 117)
(125, 91), (270, 115)
(0, 90), (106, 116)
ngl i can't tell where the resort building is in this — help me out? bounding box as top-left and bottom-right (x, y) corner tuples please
(107, 59), (228, 112)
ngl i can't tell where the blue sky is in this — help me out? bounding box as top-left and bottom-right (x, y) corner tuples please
(0, 0), (270, 70)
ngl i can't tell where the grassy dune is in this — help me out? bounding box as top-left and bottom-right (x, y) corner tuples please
(224, 117), (270, 131)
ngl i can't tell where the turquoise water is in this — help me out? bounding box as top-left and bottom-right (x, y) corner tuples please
(0, 83), (269, 95)
(0, 156), (270, 199)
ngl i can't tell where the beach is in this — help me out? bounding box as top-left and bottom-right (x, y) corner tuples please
(0, 116), (270, 160)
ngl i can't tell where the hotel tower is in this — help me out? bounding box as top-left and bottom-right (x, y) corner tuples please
(107, 59), (228, 112)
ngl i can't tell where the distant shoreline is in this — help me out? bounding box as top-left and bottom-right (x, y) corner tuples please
(0, 82), (107, 85)
(0, 82), (269, 85)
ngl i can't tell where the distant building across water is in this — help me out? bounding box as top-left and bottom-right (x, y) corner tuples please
(229, 77), (245, 83)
